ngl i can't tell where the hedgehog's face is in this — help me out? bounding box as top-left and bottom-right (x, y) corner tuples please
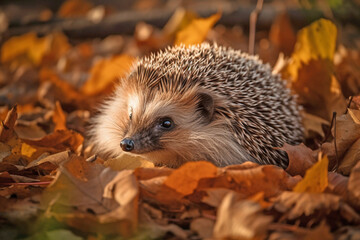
(98, 86), (215, 166)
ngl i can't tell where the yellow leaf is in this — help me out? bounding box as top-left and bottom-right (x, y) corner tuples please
(81, 55), (135, 96)
(1, 33), (36, 63)
(162, 8), (198, 38)
(287, 18), (337, 80)
(293, 154), (329, 193)
(174, 12), (221, 46)
(282, 19), (346, 120)
(21, 143), (37, 158)
(104, 154), (154, 170)
(1, 32), (51, 66)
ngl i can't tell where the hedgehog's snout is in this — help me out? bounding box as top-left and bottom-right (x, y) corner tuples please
(120, 138), (135, 152)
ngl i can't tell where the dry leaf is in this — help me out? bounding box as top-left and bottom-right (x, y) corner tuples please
(164, 161), (218, 196)
(104, 154), (154, 171)
(58, 0), (93, 18)
(0, 105), (17, 142)
(335, 46), (360, 97)
(269, 12), (296, 56)
(327, 172), (348, 198)
(213, 192), (272, 239)
(53, 101), (67, 131)
(20, 143), (37, 158)
(274, 191), (360, 225)
(348, 161), (360, 210)
(339, 138), (360, 175)
(1, 33), (49, 66)
(302, 112), (329, 138)
(222, 164), (300, 198)
(293, 154), (328, 193)
(174, 13), (221, 46)
(25, 150), (70, 169)
(281, 143), (317, 176)
(81, 55), (135, 96)
(202, 188), (241, 207)
(22, 129), (83, 153)
(283, 18), (346, 120)
(162, 8), (197, 38)
(190, 217), (215, 239)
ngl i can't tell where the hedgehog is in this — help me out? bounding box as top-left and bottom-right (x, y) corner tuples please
(90, 43), (303, 168)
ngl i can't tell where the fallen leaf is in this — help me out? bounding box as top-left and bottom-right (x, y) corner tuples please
(213, 192), (272, 239)
(283, 18), (346, 120)
(164, 161), (218, 196)
(104, 154), (154, 171)
(274, 191), (360, 226)
(39, 68), (92, 110)
(81, 55), (135, 96)
(58, 0), (94, 18)
(53, 101), (67, 131)
(201, 188), (241, 208)
(335, 46), (360, 97)
(287, 18), (337, 79)
(302, 112), (329, 138)
(21, 143), (37, 158)
(327, 172), (348, 198)
(162, 8), (197, 38)
(269, 12), (296, 56)
(190, 217), (215, 239)
(43, 158), (118, 214)
(348, 161), (360, 210)
(22, 129), (83, 153)
(26, 150), (70, 169)
(174, 13), (221, 46)
(1, 33), (48, 66)
(0, 105), (17, 142)
(281, 143), (317, 176)
(339, 138), (360, 175)
(293, 154), (328, 193)
(334, 109), (360, 174)
(222, 164), (300, 198)
(304, 221), (334, 240)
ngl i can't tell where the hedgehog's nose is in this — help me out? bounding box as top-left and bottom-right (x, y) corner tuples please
(120, 138), (134, 152)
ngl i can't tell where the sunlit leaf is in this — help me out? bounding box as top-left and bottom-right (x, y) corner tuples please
(293, 154), (329, 193)
(174, 13), (221, 46)
(81, 55), (135, 96)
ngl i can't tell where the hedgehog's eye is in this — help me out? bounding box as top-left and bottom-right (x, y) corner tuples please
(159, 118), (173, 129)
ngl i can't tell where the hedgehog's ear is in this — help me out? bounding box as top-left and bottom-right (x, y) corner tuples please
(197, 92), (214, 123)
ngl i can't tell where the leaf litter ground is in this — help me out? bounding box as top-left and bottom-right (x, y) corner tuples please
(1, 2), (360, 239)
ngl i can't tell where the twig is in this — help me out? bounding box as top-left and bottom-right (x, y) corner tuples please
(322, 111), (336, 144)
(331, 112), (338, 172)
(249, 0), (264, 55)
(0, 181), (52, 186)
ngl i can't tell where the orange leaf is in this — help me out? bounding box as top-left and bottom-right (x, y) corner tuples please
(58, 0), (93, 18)
(23, 129), (83, 153)
(1, 33), (49, 65)
(164, 161), (218, 196)
(81, 55), (135, 96)
(0, 105), (17, 142)
(53, 101), (67, 131)
(174, 13), (221, 46)
(293, 154), (329, 193)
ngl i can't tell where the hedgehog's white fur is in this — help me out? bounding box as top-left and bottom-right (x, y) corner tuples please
(90, 43), (303, 168)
